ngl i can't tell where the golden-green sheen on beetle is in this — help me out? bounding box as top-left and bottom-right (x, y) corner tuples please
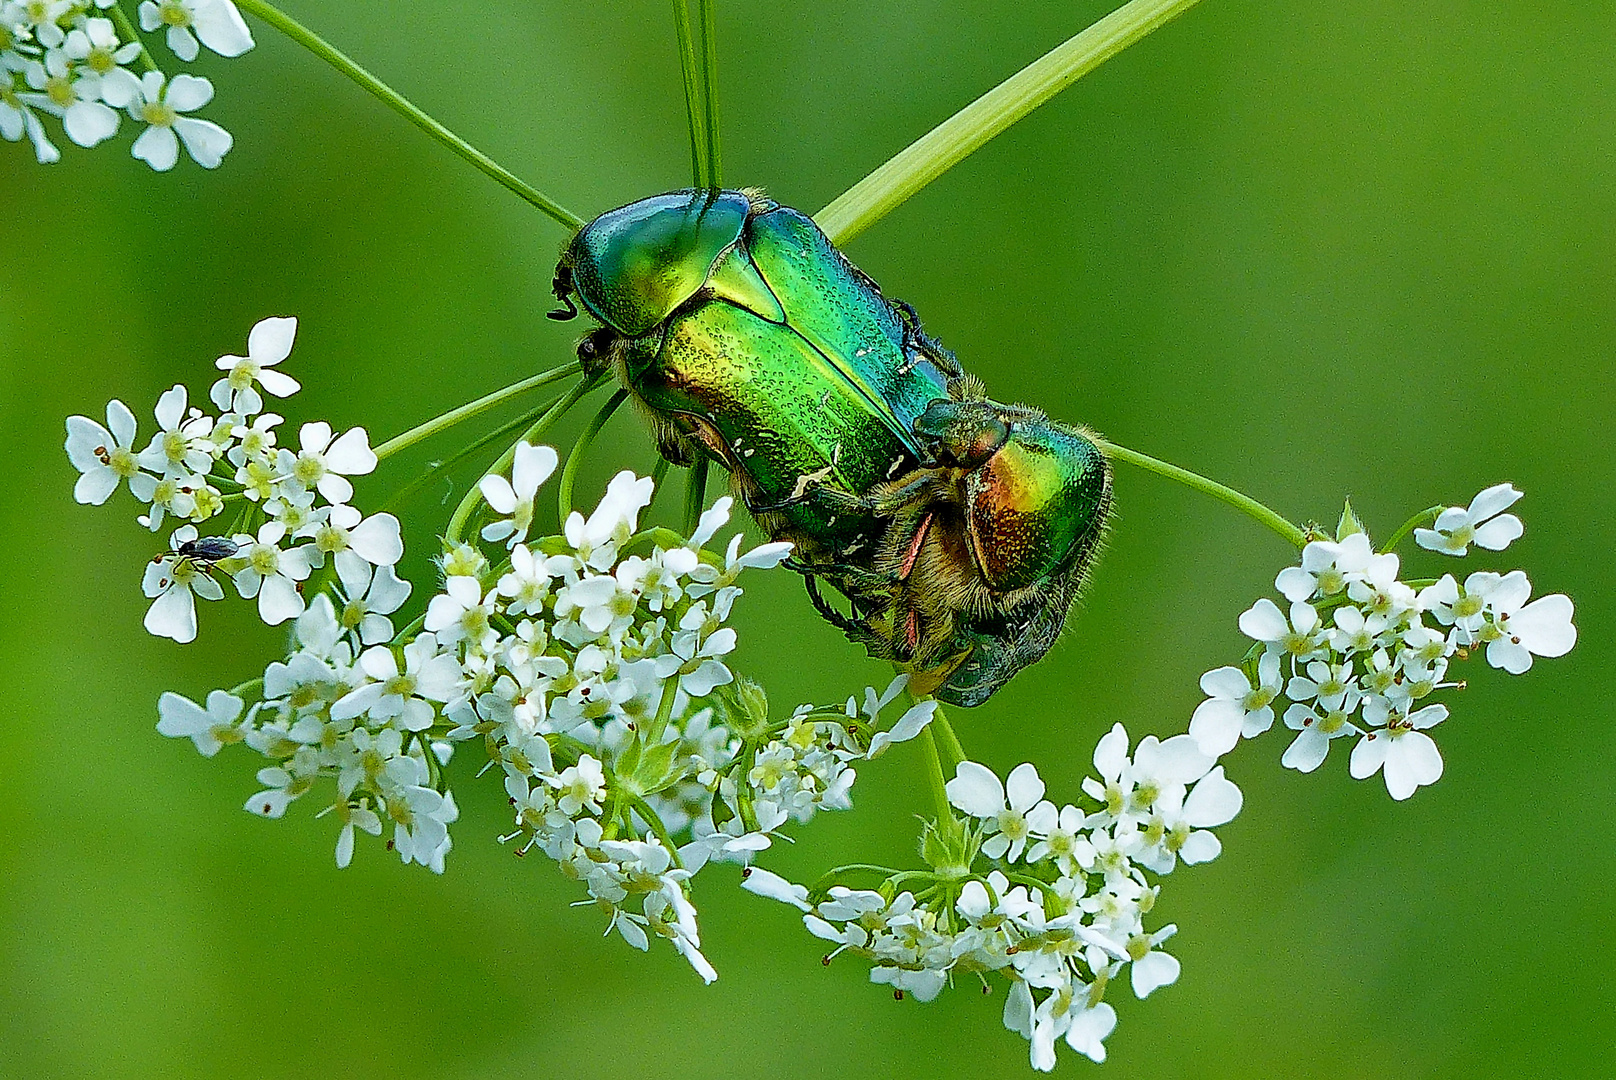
(551, 189), (1111, 705)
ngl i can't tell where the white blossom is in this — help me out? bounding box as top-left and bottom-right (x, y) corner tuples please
(229, 520), (314, 625)
(278, 420), (376, 505)
(480, 442), (557, 548)
(138, 0), (253, 62)
(142, 524), (225, 642)
(1349, 704), (1448, 800)
(65, 399), (153, 505)
(1416, 483), (1524, 556)
(127, 71), (232, 171)
(212, 316), (301, 413)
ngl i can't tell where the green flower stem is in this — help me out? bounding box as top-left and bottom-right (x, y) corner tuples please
(929, 701), (967, 769)
(557, 387), (629, 522)
(626, 793), (684, 868)
(814, 0), (1205, 244)
(373, 360), (582, 462)
(389, 610), (428, 646)
(1093, 436), (1307, 548)
(226, 676), (265, 699)
(672, 0), (708, 188)
(919, 728), (954, 824)
(233, 0), (583, 228)
(699, 0), (721, 187)
(646, 456), (673, 512)
(108, 3), (160, 73)
(1381, 505), (1445, 555)
(682, 456), (710, 536)
(443, 374), (604, 545)
(642, 677), (681, 750)
(378, 398), (557, 514)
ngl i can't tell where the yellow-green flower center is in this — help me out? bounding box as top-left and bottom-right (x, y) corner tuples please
(249, 544), (280, 575)
(293, 452), (326, 485)
(45, 74), (74, 108)
(158, 0), (192, 28)
(140, 100), (176, 127)
(86, 46), (116, 74)
(109, 446), (140, 478)
(314, 522), (347, 554)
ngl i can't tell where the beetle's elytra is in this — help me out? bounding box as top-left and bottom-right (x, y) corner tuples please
(551, 188), (1112, 706)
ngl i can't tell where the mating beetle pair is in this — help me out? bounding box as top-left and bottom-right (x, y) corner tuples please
(550, 189), (1111, 706)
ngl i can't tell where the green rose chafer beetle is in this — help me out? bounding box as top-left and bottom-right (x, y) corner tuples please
(550, 189), (1112, 706)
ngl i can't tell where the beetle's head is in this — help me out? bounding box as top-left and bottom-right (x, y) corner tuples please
(913, 398), (1008, 469)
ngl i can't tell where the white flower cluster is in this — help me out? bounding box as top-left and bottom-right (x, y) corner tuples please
(2, 0), (248, 168)
(156, 596), (459, 871)
(65, 315), (397, 643)
(1189, 486), (1576, 799)
(745, 724), (1241, 1071)
(132, 402), (937, 983)
(440, 457), (935, 980)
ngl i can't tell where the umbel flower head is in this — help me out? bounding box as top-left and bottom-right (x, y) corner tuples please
(64, 317), (1578, 1071)
(1189, 494), (1574, 799)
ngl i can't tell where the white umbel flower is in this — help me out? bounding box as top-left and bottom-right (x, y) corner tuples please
(138, 0), (253, 62)
(1416, 483), (1524, 556)
(142, 524), (226, 642)
(1189, 650), (1281, 756)
(230, 520), (314, 625)
(278, 421), (377, 505)
(126, 71), (232, 171)
(1349, 704), (1448, 800)
(480, 442), (558, 548)
(946, 760), (1051, 863)
(65, 399), (153, 505)
(24, 49), (120, 147)
(156, 688), (245, 756)
(212, 316), (301, 413)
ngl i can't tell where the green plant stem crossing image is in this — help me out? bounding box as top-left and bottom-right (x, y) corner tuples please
(3, 1), (1610, 1078)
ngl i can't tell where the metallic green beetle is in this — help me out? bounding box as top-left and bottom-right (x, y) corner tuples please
(551, 189), (1112, 705)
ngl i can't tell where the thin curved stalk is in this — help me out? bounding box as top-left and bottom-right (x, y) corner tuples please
(1380, 505), (1444, 555)
(234, 0), (582, 228)
(929, 702), (967, 769)
(373, 360), (583, 461)
(377, 398), (557, 514)
(443, 375), (605, 544)
(682, 457), (710, 537)
(815, 0), (1205, 244)
(919, 728), (953, 823)
(1094, 436), (1306, 548)
(672, 0), (708, 187)
(107, 3), (160, 73)
(557, 387), (630, 521)
(699, 0), (721, 187)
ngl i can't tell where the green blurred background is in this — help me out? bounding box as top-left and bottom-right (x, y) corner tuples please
(3, 0), (1611, 1075)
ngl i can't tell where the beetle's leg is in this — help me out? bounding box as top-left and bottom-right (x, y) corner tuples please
(891, 297), (962, 379)
(801, 575), (868, 637)
(866, 467), (958, 516)
(748, 478), (870, 516)
(784, 557), (895, 589)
